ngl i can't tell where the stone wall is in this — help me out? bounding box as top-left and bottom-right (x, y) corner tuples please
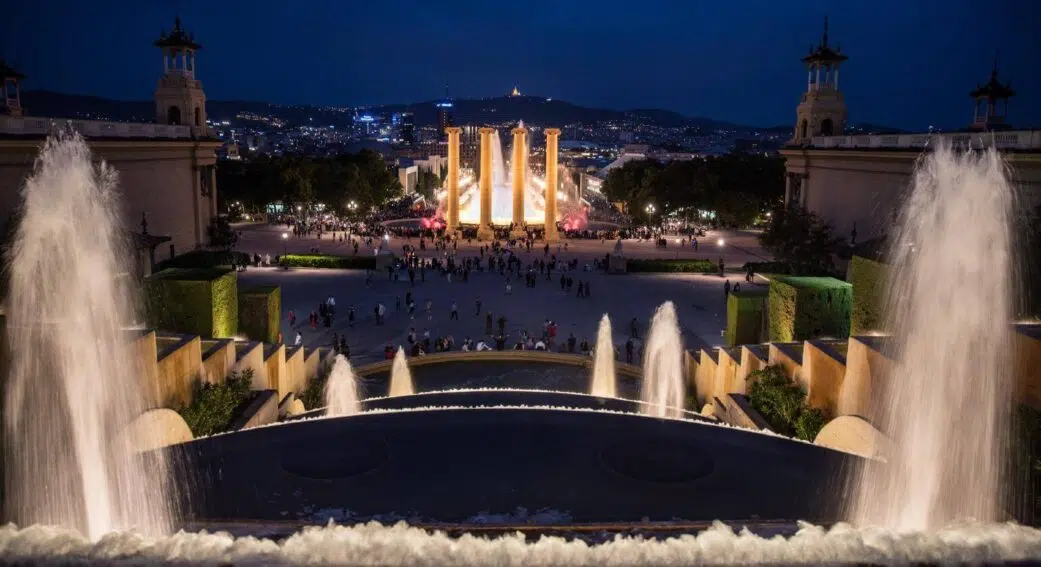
(0, 138), (220, 257)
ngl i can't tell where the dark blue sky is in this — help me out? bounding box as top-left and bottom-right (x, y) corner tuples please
(4, 0), (1038, 129)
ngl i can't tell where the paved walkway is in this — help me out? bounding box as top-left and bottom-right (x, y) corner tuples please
(235, 222), (772, 267)
(233, 222), (772, 365)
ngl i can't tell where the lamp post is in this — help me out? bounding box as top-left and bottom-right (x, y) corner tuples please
(282, 232), (288, 256)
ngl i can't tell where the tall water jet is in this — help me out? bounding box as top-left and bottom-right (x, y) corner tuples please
(388, 347), (415, 397)
(590, 314), (617, 398)
(848, 141), (1014, 530)
(325, 355), (360, 417)
(3, 132), (176, 539)
(640, 302), (686, 418)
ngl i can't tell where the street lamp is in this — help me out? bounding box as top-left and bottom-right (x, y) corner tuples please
(282, 232), (289, 256)
(717, 238), (725, 248)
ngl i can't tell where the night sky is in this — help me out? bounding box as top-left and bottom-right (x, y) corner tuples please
(4, 0), (1038, 130)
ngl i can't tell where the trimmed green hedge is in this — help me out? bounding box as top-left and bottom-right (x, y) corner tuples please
(626, 259), (717, 273)
(279, 254), (377, 270)
(746, 365), (826, 441)
(238, 285), (282, 344)
(157, 249), (250, 271)
(742, 261), (796, 275)
(145, 268), (239, 338)
(178, 370), (254, 437)
(848, 255), (889, 335)
(767, 276), (852, 342)
(725, 289), (768, 346)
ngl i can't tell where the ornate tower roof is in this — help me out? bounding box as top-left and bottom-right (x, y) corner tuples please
(154, 16), (202, 51)
(801, 17), (847, 65)
(0, 58), (26, 81)
(970, 56), (1015, 100)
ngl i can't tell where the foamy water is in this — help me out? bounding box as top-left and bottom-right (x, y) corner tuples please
(3, 132), (176, 539)
(590, 314), (617, 398)
(640, 301), (687, 419)
(324, 355), (360, 417)
(848, 141), (1016, 530)
(388, 347), (415, 397)
(2, 520), (1041, 565)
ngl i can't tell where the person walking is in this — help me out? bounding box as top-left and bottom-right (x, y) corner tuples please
(450, 301), (459, 320)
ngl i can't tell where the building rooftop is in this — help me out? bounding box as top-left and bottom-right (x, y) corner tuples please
(791, 129), (1041, 151)
(0, 115), (197, 140)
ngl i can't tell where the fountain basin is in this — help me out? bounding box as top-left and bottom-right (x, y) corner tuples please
(179, 405), (856, 526)
(353, 352), (642, 399)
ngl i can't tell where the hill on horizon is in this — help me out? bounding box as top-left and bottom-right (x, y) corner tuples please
(16, 89), (755, 131)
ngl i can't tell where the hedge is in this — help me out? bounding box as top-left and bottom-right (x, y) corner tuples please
(279, 254), (377, 270)
(725, 289), (768, 346)
(746, 365), (826, 441)
(767, 276), (852, 342)
(848, 255), (889, 335)
(238, 285), (282, 344)
(145, 268), (239, 338)
(742, 261), (796, 276)
(157, 249), (251, 271)
(178, 370), (254, 437)
(626, 259), (717, 273)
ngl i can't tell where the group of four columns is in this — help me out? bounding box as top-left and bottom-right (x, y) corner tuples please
(442, 126), (561, 243)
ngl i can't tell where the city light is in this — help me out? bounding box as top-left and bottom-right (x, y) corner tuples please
(717, 238), (725, 247)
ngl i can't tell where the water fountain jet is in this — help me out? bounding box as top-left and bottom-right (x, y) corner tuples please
(389, 347), (415, 397)
(640, 302), (686, 419)
(2, 132), (176, 539)
(847, 141), (1015, 530)
(590, 314), (617, 398)
(325, 355), (360, 417)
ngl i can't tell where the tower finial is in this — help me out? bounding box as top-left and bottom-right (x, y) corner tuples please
(822, 15), (829, 47)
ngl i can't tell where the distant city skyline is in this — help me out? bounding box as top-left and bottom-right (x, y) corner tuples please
(4, 0), (1038, 131)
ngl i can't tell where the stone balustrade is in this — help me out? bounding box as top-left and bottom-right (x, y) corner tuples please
(0, 115), (193, 139)
(808, 130), (1041, 151)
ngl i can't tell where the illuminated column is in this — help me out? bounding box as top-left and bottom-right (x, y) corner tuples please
(510, 125), (528, 239)
(544, 128), (560, 243)
(445, 127), (461, 233)
(477, 127), (496, 241)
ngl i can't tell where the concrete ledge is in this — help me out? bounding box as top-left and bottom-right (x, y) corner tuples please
(719, 394), (773, 432)
(233, 340), (267, 390)
(353, 350), (642, 379)
(126, 408), (194, 451)
(227, 389), (279, 432)
(814, 415), (892, 459)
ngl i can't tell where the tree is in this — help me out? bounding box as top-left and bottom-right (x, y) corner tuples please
(759, 204), (844, 275)
(207, 215), (239, 250)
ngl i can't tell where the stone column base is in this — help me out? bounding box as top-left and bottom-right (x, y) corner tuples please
(509, 226), (527, 239)
(476, 224), (495, 241)
(544, 227), (559, 244)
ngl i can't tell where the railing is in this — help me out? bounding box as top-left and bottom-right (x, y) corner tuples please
(0, 115), (193, 139)
(808, 130), (1041, 151)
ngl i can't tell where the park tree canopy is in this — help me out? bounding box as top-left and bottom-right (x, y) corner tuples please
(601, 152), (784, 227)
(217, 150), (403, 214)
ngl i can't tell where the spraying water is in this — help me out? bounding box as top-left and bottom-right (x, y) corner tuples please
(2, 132), (176, 539)
(590, 314), (617, 398)
(324, 355), (360, 417)
(640, 302), (687, 418)
(848, 141), (1014, 530)
(388, 347), (415, 397)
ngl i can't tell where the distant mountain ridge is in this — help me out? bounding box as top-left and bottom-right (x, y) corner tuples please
(17, 89), (754, 131)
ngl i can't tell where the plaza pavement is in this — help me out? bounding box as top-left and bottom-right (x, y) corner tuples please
(234, 223), (772, 365)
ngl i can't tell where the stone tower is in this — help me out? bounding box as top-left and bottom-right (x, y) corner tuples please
(791, 17), (848, 145)
(1, 59), (26, 117)
(154, 17), (208, 137)
(969, 55), (1015, 131)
